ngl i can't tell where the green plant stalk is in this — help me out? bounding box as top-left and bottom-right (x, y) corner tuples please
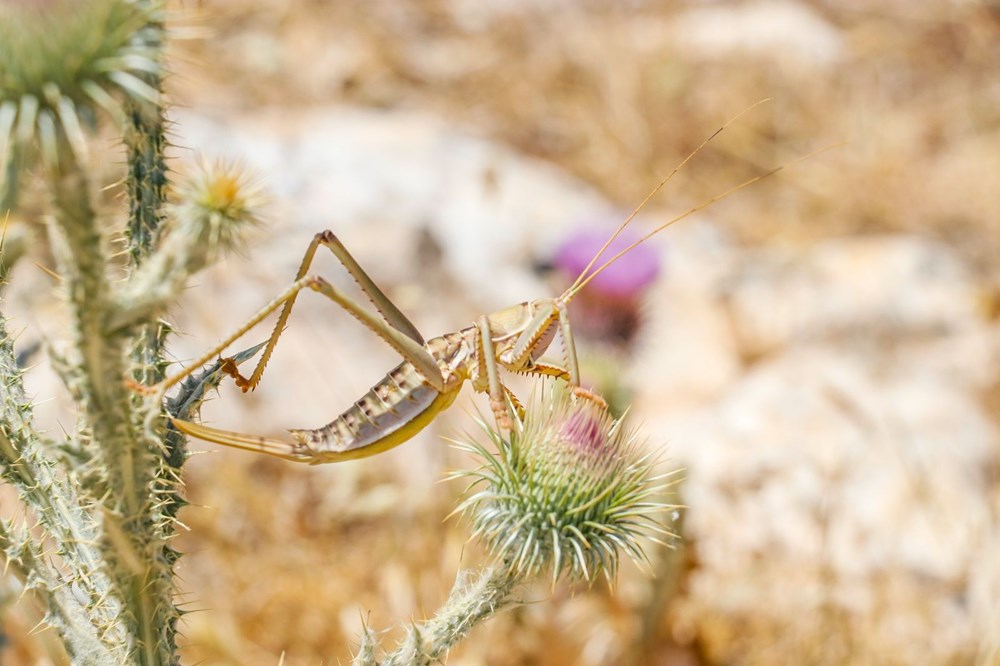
(122, 1), (167, 267)
(123, 110), (167, 263)
(362, 566), (520, 666)
(1, 143), (19, 214)
(49, 156), (169, 664)
(0, 1), (252, 660)
(0, 313), (126, 661)
(120, 5), (184, 659)
(0, 519), (108, 662)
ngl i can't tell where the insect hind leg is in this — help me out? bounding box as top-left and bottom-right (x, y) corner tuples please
(236, 229), (426, 393)
(135, 230), (438, 397)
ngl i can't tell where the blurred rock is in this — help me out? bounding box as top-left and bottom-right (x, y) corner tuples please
(171, 107), (611, 308)
(723, 235), (995, 384)
(632, 231), (999, 664)
(666, 350), (995, 663)
(629, 222), (743, 412)
(672, 0), (846, 67)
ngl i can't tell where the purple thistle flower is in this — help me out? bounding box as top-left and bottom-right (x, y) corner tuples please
(554, 227), (662, 298)
(552, 226), (663, 345)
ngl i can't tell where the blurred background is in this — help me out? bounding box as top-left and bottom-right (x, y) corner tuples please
(6, 0), (1000, 664)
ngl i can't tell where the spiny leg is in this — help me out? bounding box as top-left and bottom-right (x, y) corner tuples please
(477, 315), (514, 430)
(524, 360), (570, 382)
(505, 304), (607, 410)
(171, 419), (311, 463)
(502, 384), (526, 422)
(233, 230), (425, 392)
(141, 274), (446, 396)
(522, 358), (607, 410)
(554, 301), (607, 409)
(555, 300), (580, 386)
(307, 277), (445, 391)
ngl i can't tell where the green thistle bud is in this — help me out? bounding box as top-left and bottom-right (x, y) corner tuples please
(454, 386), (678, 586)
(169, 160), (263, 256)
(111, 161), (262, 332)
(0, 0), (160, 167)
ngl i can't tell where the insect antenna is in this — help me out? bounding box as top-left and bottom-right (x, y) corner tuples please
(564, 97), (773, 298)
(563, 136), (841, 302)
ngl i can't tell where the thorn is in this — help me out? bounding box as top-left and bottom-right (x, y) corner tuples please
(32, 261), (62, 282)
(125, 376), (159, 396)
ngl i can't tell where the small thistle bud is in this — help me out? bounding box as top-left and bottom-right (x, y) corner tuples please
(454, 386), (677, 586)
(112, 162), (263, 331)
(0, 0), (161, 168)
(170, 160), (263, 257)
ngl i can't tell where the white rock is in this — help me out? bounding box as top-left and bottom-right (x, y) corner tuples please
(672, 0), (845, 67)
(660, 349), (995, 662)
(170, 107), (612, 309)
(630, 227), (997, 662)
(630, 222), (742, 412)
(722, 235), (992, 382)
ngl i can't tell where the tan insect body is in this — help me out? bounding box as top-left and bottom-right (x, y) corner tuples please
(145, 100), (828, 464)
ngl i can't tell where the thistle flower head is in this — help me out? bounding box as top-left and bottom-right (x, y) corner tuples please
(0, 0), (161, 166)
(110, 161), (264, 332)
(169, 160), (264, 256)
(454, 387), (677, 585)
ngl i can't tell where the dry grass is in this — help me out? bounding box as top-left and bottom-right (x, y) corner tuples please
(174, 1), (1000, 261)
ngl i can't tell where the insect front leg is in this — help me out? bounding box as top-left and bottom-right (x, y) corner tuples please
(555, 301), (607, 409)
(506, 302), (607, 410)
(519, 357), (608, 410)
(477, 316), (514, 430)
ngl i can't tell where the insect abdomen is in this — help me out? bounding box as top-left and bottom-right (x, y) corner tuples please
(288, 341), (465, 462)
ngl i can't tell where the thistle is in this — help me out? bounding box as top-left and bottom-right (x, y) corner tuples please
(0, 1), (266, 662)
(455, 387), (676, 586)
(552, 226), (661, 346)
(0, 0), (160, 177)
(356, 389), (678, 664)
(550, 226), (663, 416)
(114, 161), (264, 333)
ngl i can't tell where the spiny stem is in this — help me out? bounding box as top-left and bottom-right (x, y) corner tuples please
(0, 143), (19, 214)
(120, 6), (184, 659)
(49, 155), (166, 663)
(366, 566), (521, 666)
(0, 519), (112, 662)
(50, 162), (135, 507)
(0, 312), (124, 659)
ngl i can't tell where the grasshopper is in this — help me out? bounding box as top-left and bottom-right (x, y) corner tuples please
(143, 102), (813, 464)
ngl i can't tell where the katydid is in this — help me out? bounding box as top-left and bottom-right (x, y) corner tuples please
(138, 102), (818, 463)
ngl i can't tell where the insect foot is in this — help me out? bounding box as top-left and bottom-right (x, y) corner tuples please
(218, 356), (253, 392)
(571, 386), (608, 411)
(491, 398), (515, 431)
(124, 377), (159, 396)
